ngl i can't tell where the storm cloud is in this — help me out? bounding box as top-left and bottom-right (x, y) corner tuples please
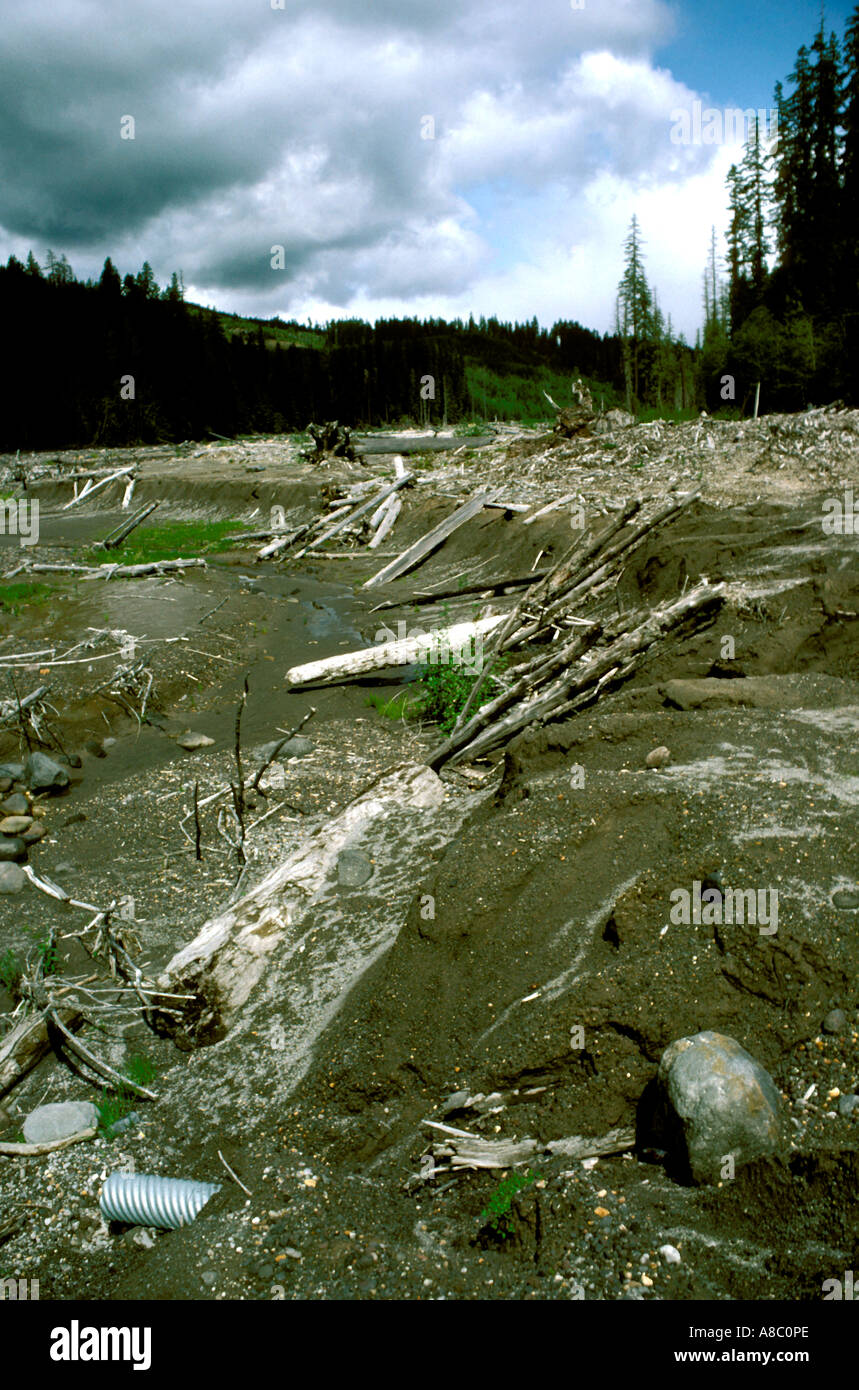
(0, 0), (739, 336)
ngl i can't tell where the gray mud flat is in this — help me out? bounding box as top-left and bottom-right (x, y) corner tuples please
(1, 425), (858, 1302)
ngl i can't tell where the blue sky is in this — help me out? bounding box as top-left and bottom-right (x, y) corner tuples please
(0, 0), (854, 340)
(660, 0), (853, 109)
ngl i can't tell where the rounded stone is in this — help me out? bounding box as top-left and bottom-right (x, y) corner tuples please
(822, 1008), (848, 1035)
(0, 863), (26, 894)
(832, 889), (859, 910)
(0, 836), (27, 863)
(0, 816), (33, 834)
(23, 1100), (98, 1144)
(655, 1030), (783, 1185)
(337, 850), (373, 887)
(24, 752), (69, 792)
(0, 794), (29, 815)
(645, 746), (671, 769)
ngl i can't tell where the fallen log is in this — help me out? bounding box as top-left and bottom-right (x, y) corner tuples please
(0, 1125), (97, 1157)
(424, 1123), (636, 1170)
(19, 558), (206, 579)
(62, 467), (135, 509)
(369, 570), (551, 611)
(430, 582), (725, 767)
(285, 614), (505, 688)
(0, 1008), (83, 1098)
(294, 472), (413, 558)
(362, 490), (494, 588)
(159, 762), (446, 1038)
(368, 495), (402, 549)
(96, 500), (160, 550)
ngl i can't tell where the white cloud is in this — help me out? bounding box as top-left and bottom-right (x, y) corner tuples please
(0, 0), (740, 339)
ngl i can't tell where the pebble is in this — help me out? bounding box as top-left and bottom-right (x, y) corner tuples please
(645, 746), (671, 769)
(201, 1270), (217, 1287)
(0, 794), (29, 815)
(0, 763), (25, 783)
(822, 1008), (848, 1035)
(838, 1094), (859, 1118)
(832, 889), (859, 910)
(659, 1244), (681, 1264)
(22, 823), (46, 843)
(0, 863), (26, 894)
(0, 816), (33, 834)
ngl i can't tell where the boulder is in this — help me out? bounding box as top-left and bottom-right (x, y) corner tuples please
(24, 752), (69, 792)
(652, 1030), (783, 1184)
(22, 1100), (98, 1144)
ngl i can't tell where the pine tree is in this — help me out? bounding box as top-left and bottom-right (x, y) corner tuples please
(98, 257), (122, 295)
(841, 4), (859, 314)
(615, 214), (653, 407)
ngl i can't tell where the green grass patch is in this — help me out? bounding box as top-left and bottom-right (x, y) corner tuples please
(85, 518), (247, 565)
(0, 581), (54, 615)
(364, 689), (425, 721)
(96, 1054), (157, 1135)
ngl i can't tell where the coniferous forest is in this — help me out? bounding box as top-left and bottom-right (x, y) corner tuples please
(2, 6), (857, 452)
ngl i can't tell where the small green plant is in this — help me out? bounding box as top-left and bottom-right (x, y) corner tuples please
(415, 654), (505, 735)
(96, 1054), (156, 1135)
(479, 1169), (542, 1240)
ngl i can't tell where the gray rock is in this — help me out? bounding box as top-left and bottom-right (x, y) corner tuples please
(0, 794), (29, 815)
(259, 735), (314, 762)
(106, 1111), (141, 1138)
(822, 1008), (848, 1035)
(23, 1100), (98, 1144)
(337, 849), (373, 887)
(0, 763), (25, 782)
(0, 863), (26, 894)
(21, 822), (46, 844)
(832, 889), (859, 910)
(201, 1270), (217, 1287)
(0, 836), (26, 863)
(655, 1030), (783, 1184)
(0, 816), (33, 834)
(24, 752), (69, 792)
(838, 1094), (859, 1118)
(177, 731), (215, 750)
(645, 746), (671, 769)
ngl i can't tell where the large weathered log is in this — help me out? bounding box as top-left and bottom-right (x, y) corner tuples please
(286, 614), (505, 688)
(159, 762), (446, 1038)
(0, 1009), (82, 1098)
(362, 490), (494, 588)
